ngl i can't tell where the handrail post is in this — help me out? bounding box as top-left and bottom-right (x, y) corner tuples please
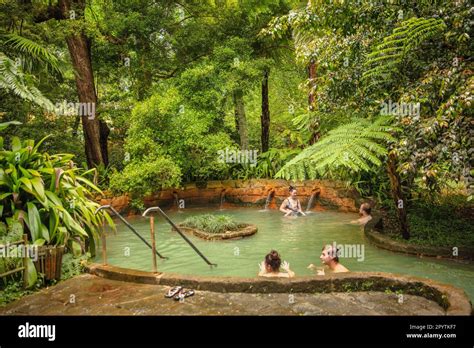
(143, 206), (217, 267)
(150, 216), (158, 273)
(22, 234), (28, 289)
(101, 224), (107, 266)
(95, 205), (167, 260)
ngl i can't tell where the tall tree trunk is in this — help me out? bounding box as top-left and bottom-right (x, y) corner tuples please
(260, 69), (270, 153)
(233, 89), (249, 150)
(386, 152), (410, 239)
(59, 0), (109, 168)
(308, 59), (320, 145)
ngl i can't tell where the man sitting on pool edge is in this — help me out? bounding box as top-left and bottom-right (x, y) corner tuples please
(258, 250), (295, 278)
(308, 244), (349, 275)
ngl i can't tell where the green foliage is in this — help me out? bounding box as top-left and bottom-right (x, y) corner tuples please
(181, 214), (242, 234)
(0, 122), (115, 252)
(2, 33), (63, 76)
(231, 147), (300, 179)
(0, 277), (43, 306)
(60, 253), (89, 281)
(0, 53), (53, 109)
(123, 86), (236, 183)
(363, 17), (446, 88)
(276, 117), (397, 180)
(109, 155), (181, 197)
(384, 198), (474, 248)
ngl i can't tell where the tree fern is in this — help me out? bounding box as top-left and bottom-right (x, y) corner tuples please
(2, 33), (64, 76)
(275, 117), (397, 180)
(0, 53), (54, 110)
(363, 17), (446, 87)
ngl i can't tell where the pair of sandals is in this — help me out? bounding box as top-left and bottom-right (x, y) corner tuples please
(165, 286), (195, 301)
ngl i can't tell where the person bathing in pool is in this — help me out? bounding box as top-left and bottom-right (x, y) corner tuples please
(308, 244), (349, 275)
(351, 202), (372, 226)
(279, 186), (306, 216)
(258, 250), (295, 278)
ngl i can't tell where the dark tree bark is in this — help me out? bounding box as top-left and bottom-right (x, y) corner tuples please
(233, 89), (249, 150)
(387, 152), (410, 239)
(58, 0), (109, 167)
(260, 69), (270, 153)
(308, 59), (320, 145)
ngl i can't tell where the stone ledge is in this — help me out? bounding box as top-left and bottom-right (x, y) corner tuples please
(98, 179), (361, 214)
(364, 217), (474, 261)
(176, 224), (258, 240)
(85, 263), (472, 315)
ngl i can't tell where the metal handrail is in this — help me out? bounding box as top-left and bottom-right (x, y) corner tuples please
(143, 206), (217, 267)
(95, 205), (167, 259)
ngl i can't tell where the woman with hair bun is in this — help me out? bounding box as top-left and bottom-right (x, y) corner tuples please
(258, 250), (295, 278)
(279, 185), (306, 216)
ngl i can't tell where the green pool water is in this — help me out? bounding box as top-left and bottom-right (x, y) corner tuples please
(96, 207), (474, 301)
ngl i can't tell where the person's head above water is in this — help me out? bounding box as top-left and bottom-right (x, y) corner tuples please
(320, 244), (340, 265)
(265, 250), (281, 272)
(359, 202), (372, 216)
(289, 185), (297, 198)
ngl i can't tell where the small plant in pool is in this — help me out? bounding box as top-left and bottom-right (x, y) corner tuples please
(180, 214), (242, 234)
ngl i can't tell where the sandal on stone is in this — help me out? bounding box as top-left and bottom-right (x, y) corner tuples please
(174, 289), (195, 301)
(165, 286), (182, 298)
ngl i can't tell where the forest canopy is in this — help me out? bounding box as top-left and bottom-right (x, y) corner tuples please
(0, 0), (472, 230)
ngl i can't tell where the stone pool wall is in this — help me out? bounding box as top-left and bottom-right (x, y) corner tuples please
(99, 179), (362, 214)
(86, 263), (472, 315)
(364, 216), (474, 261)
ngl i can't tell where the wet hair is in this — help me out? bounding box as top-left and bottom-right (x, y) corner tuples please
(289, 185), (296, 193)
(265, 250), (281, 272)
(322, 245), (340, 263)
(361, 202), (372, 215)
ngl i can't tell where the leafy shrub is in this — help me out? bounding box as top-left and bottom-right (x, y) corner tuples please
(0, 123), (114, 251)
(383, 196), (474, 248)
(109, 155), (181, 196)
(60, 253), (89, 281)
(0, 121), (115, 287)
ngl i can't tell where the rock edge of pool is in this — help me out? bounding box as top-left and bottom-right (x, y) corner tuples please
(86, 263), (472, 315)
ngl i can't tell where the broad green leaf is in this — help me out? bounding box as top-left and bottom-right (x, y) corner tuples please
(11, 136), (21, 152)
(19, 177), (32, 190)
(32, 135), (51, 153)
(40, 223), (50, 243)
(45, 190), (63, 207)
(28, 169), (41, 177)
(75, 176), (102, 193)
(70, 240), (82, 257)
(33, 239), (46, 246)
(0, 192), (12, 200)
(19, 166), (32, 179)
(26, 203), (42, 241)
(0, 121), (22, 131)
(30, 177), (45, 201)
(26, 258), (37, 288)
